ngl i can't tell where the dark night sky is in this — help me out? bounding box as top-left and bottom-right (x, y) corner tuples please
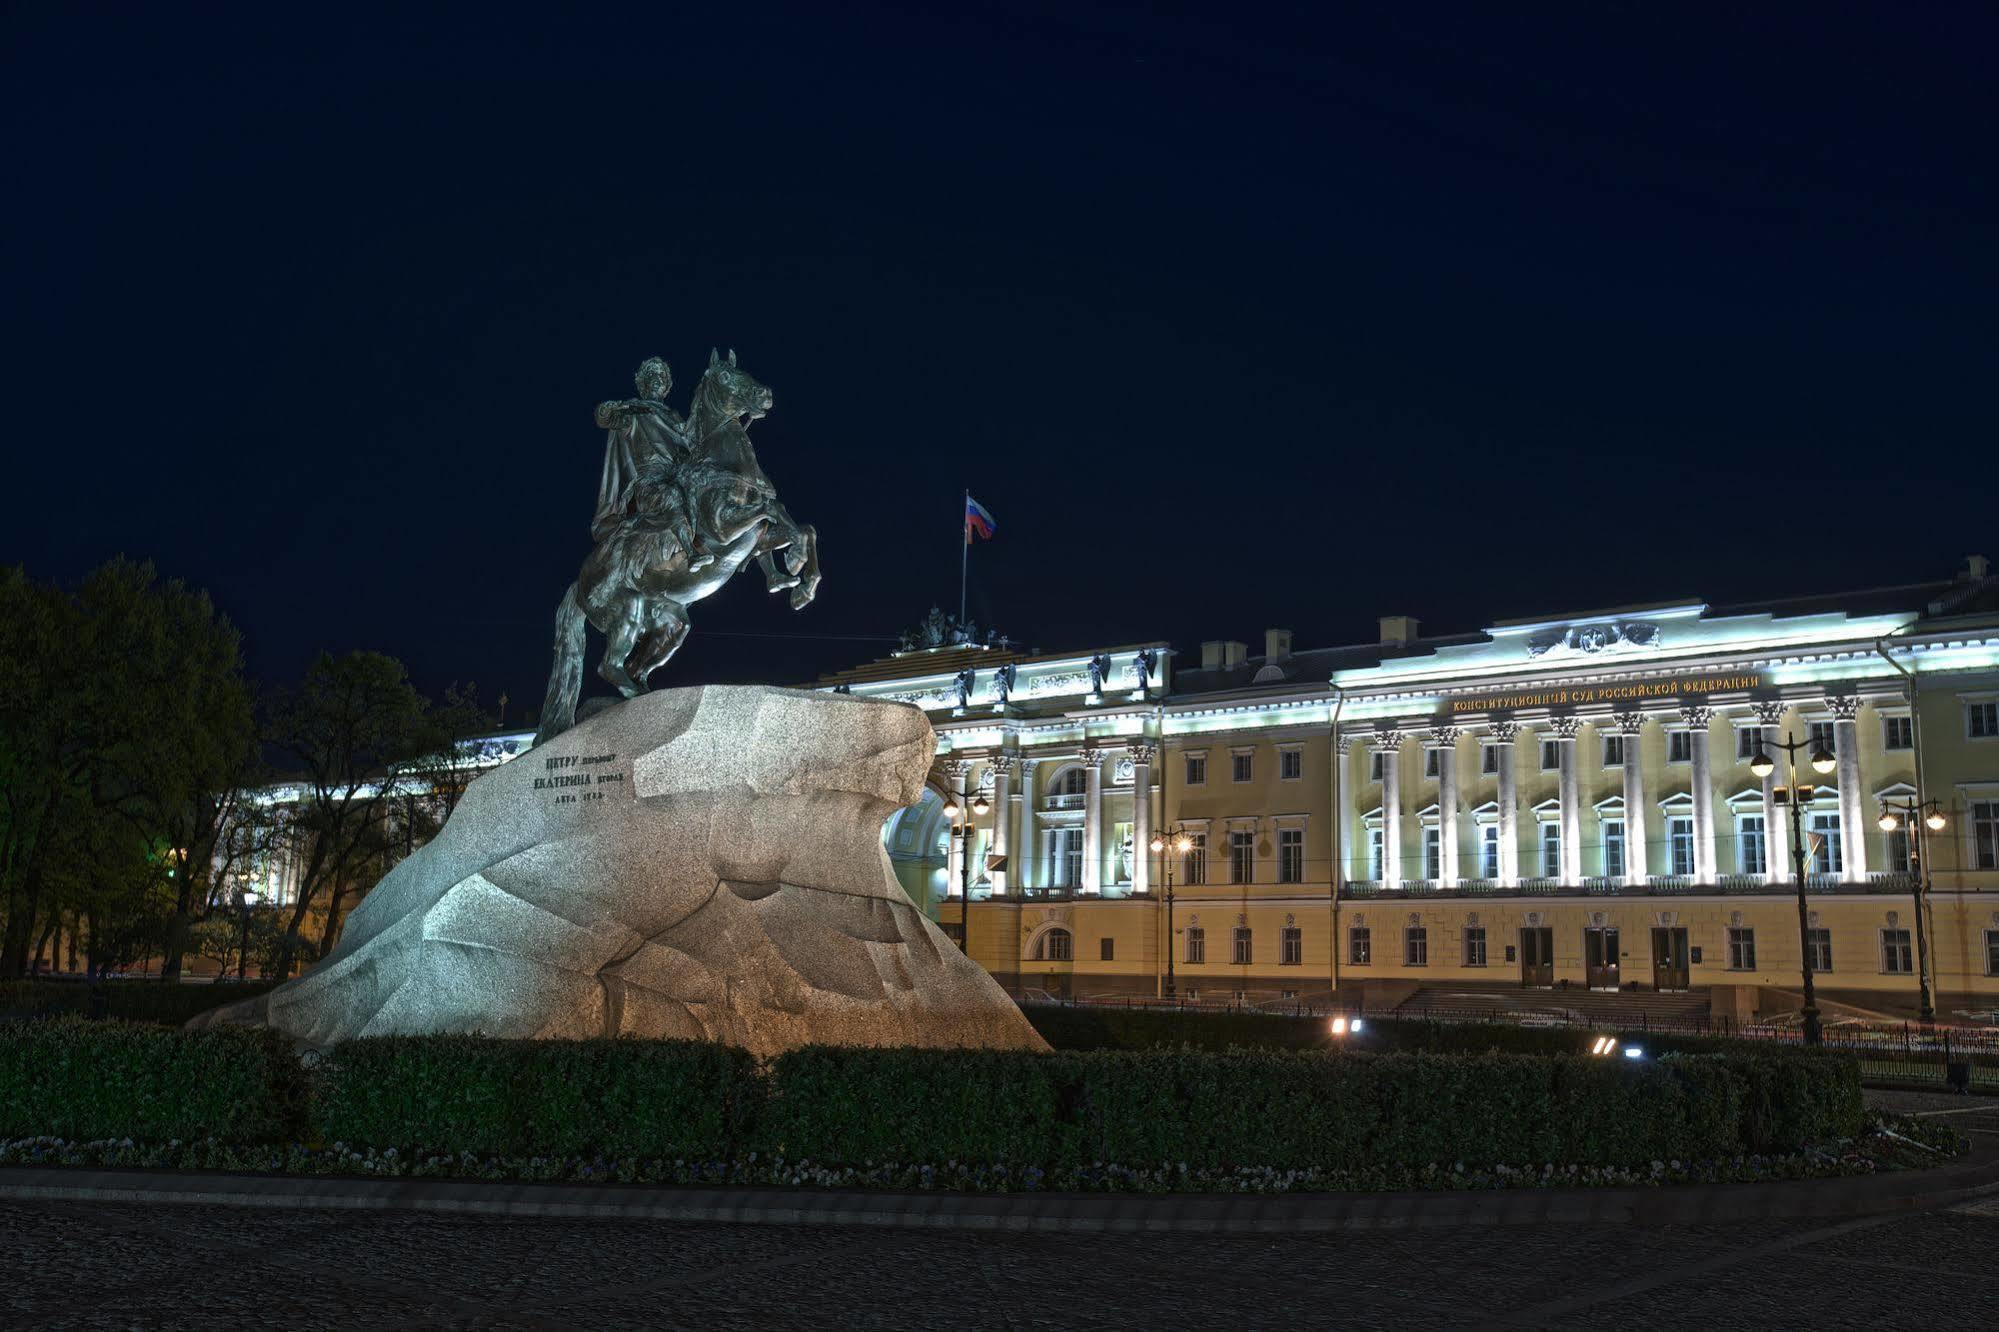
(7, 3), (1995, 714)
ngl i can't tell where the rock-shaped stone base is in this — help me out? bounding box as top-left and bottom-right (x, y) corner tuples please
(194, 686), (1047, 1056)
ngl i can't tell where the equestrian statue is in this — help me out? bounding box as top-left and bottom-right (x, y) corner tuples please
(534, 349), (820, 743)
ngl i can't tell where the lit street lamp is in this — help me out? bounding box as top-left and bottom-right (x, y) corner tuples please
(941, 790), (991, 959)
(1750, 731), (1838, 1045)
(1877, 795), (1948, 1022)
(237, 885), (261, 981)
(1148, 824), (1196, 1000)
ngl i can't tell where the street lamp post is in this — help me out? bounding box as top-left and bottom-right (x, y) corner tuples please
(1148, 824), (1196, 1000)
(1750, 730), (1838, 1046)
(1876, 795), (1948, 1022)
(237, 886), (261, 982)
(941, 790), (991, 961)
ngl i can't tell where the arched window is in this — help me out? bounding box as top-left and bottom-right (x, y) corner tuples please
(1057, 767), (1088, 797)
(1032, 927), (1073, 962)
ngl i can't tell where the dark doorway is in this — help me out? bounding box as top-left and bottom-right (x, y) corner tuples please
(1651, 927), (1690, 991)
(1519, 926), (1555, 987)
(1584, 927), (1621, 991)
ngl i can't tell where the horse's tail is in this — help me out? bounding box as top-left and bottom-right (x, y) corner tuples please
(533, 581), (587, 745)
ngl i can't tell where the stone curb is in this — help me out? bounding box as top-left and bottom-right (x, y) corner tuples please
(5, 1147), (1998, 1233)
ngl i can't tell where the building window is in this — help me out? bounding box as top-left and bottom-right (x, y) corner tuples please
(1369, 751), (1385, 782)
(1365, 826), (1383, 881)
(1184, 926), (1205, 964)
(1603, 818), (1625, 879)
(1973, 801), (1999, 870)
(1886, 824), (1913, 874)
(1278, 828), (1303, 883)
(1464, 926), (1487, 966)
(1183, 833), (1208, 885)
(1232, 926), (1252, 965)
(1739, 814), (1767, 875)
(1055, 767), (1088, 799)
(1541, 823), (1561, 877)
(1668, 815), (1694, 876)
(1602, 734), (1623, 768)
(1281, 926), (1302, 965)
(1185, 753), (1207, 786)
(1738, 725), (1769, 761)
(1051, 828), (1082, 888)
(1480, 825), (1499, 878)
(1969, 700), (1999, 739)
(1404, 925), (1428, 966)
(1727, 927), (1756, 970)
(1279, 748), (1302, 781)
(1349, 926), (1371, 965)
(1880, 928), (1912, 974)
(1881, 715), (1913, 750)
(1541, 739), (1560, 771)
(1667, 731), (1692, 764)
(1422, 826), (1440, 879)
(1810, 720), (1838, 755)
(1229, 830), (1254, 884)
(1099, 937), (1114, 962)
(1481, 744), (1499, 775)
(1809, 812), (1843, 874)
(1986, 929), (1999, 977)
(1806, 927), (1832, 973)
(1034, 928), (1072, 962)
(1231, 751), (1254, 783)
(1424, 749), (1440, 778)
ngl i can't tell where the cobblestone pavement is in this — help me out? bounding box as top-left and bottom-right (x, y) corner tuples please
(4, 1092), (1994, 1331)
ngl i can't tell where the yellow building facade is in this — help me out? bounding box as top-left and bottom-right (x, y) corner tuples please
(832, 559), (1999, 1022)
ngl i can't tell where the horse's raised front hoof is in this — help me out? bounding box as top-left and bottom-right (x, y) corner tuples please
(765, 574), (801, 594)
(790, 578), (820, 610)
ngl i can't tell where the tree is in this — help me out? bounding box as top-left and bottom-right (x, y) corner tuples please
(262, 652), (442, 980)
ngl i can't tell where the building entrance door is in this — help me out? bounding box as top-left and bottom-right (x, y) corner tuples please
(1584, 927), (1621, 991)
(1519, 927), (1554, 987)
(1651, 927), (1690, 991)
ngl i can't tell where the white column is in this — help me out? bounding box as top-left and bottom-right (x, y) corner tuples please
(1554, 717), (1582, 884)
(1618, 712), (1647, 887)
(943, 759), (970, 897)
(1015, 757), (1038, 892)
(1493, 720), (1520, 886)
(1683, 705), (1717, 883)
(1080, 745), (1105, 895)
(989, 753), (1013, 895)
(1128, 741), (1154, 897)
(1376, 732), (1403, 886)
(1431, 726), (1461, 885)
(1754, 703), (1790, 884)
(1829, 694), (1868, 882)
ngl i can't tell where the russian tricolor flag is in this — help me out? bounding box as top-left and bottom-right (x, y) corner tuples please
(965, 493), (997, 544)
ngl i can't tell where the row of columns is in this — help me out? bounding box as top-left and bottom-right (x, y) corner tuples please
(959, 740), (1157, 897)
(1359, 696), (1872, 887)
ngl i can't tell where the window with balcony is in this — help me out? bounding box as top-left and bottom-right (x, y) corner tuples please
(1422, 826), (1440, 879)
(1727, 927), (1756, 970)
(1349, 926), (1371, 965)
(1886, 825), (1913, 874)
(1281, 926), (1302, 965)
(1810, 812), (1843, 874)
(1602, 818), (1625, 879)
(1541, 823), (1561, 877)
(1481, 825), (1500, 878)
(1738, 814), (1767, 875)
(1278, 828), (1303, 884)
(1463, 926), (1487, 966)
(1365, 827), (1383, 881)
(1184, 926), (1205, 964)
(1404, 925), (1428, 966)
(1229, 830), (1254, 884)
(1881, 715), (1913, 750)
(1668, 816), (1694, 876)
(1881, 928), (1913, 975)
(1232, 926), (1252, 965)
(1049, 828), (1082, 888)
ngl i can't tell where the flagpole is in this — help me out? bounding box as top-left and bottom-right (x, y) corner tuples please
(959, 488), (970, 628)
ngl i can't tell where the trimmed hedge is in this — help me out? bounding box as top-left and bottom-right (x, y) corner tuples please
(0, 1017), (306, 1142)
(0, 979), (283, 1027)
(0, 1021), (1866, 1171)
(1025, 1005), (1329, 1053)
(317, 1036), (761, 1158)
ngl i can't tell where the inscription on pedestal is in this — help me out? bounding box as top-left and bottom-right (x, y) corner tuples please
(534, 752), (626, 805)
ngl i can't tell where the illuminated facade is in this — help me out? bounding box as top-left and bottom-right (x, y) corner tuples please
(843, 557), (1999, 1021)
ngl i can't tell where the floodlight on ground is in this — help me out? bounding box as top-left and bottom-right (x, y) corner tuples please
(1349, 1018), (1364, 1033)
(1330, 1016), (1348, 1036)
(1624, 1046), (1644, 1059)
